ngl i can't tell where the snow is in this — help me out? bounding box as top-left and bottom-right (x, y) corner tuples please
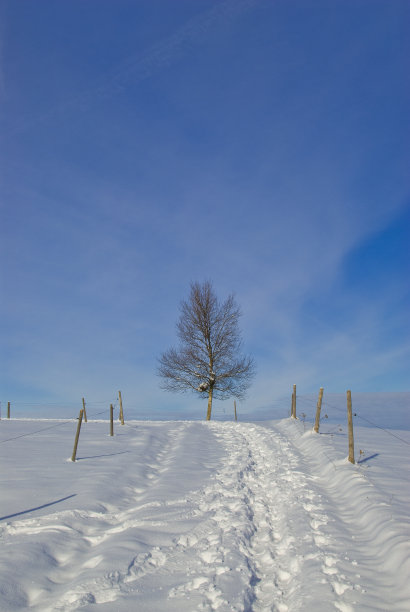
(1, 396), (409, 611)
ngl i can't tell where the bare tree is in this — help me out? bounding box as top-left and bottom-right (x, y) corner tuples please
(158, 281), (255, 420)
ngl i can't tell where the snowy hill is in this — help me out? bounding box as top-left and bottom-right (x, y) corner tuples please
(1, 404), (409, 611)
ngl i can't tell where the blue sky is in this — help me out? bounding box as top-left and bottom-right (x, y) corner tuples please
(1, 0), (409, 418)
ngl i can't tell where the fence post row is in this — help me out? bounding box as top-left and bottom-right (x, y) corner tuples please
(347, 390), (355, 464)
(71, 409), (84, 462)
(314, 387), (324, 433)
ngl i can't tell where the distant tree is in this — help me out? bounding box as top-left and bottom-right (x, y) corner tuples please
(157, 281), (255, 420)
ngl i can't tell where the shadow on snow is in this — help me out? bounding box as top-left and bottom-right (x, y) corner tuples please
(0, 494), (77, 521)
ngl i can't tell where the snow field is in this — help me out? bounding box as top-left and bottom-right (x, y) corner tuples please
(0, 417), (409, 611)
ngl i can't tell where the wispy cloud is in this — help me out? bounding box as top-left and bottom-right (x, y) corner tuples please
(10, 0), (260, 133)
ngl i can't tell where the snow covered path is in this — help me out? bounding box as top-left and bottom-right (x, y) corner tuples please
(1, 419), (409, 611)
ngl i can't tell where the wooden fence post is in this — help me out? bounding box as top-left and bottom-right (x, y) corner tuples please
(314, 387), (324, 433)
(234, 400), (237, 422)
(347, 390), (355, 464)
(291, 384), (297, 418)
(82, 397), (87, 423)
(7, 402), (10, 419)
(71, 409), (83, 462)
(110, 404), (114, 436)
(118, 391), (124, 425)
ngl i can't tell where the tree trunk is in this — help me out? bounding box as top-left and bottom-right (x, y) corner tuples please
(206, 387), (213, 421)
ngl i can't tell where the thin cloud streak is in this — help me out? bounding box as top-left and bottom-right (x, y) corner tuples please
(10, 0), (260, 133)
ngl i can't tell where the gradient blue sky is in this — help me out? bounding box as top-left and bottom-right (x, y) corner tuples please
(1, 0), (409, 418)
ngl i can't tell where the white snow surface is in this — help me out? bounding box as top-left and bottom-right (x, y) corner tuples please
(1, 411), (409, 611)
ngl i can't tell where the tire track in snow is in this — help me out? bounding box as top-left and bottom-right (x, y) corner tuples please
(1, 421), (377, 611)
(276, 419), (410, 612)
(166, 422), (347, 611)
(1, 422), (214, 611)
(50, 421), (209, 611)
